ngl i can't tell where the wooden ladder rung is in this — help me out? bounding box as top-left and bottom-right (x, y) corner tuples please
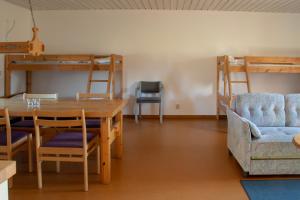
(90, 80), (108, 83)
(230, 81), (248, 83)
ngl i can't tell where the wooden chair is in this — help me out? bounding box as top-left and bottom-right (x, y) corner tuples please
(76, 92), (110, 129)
(12, 93), (58, 129)
(0, 108), (33, 186)
(33, 109), (100, 191)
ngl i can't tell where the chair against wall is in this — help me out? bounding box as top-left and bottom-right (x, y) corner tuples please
(12, 93), (58, 129)
(0, 108), (33, 186)
(33, 109), (100, 191)
(134, 81), (164, 124)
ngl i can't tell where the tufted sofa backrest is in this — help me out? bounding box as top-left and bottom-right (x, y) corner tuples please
(235, 93), (285, 127)
(285, 94), (300, 127)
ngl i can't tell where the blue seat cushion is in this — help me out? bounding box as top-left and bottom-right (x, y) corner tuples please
(136, 97), (161, 103)
(13, 119), (100, 129)
(251, 127), (300, 159)
(12, 120), (34, 128)
(43, 132), (96, 148)
(0, 130), (28, 146)
(86, 119), (100, 128)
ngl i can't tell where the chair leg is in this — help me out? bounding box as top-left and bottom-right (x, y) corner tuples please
(139, 103), (142, 119)
(37, 160), (43, 189)
(96, 145), (100, 175)
(28, 134), (33, 173)
(56, 159), (60, 173)
(7, 153), (13, 188)
(83, 158), (88, 191)
(159, 102), (163, 124)
(135, 102), (139, 123)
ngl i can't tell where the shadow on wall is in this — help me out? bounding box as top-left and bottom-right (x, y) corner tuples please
(125, 55), (215, 115)
(165, 56), (215, 115)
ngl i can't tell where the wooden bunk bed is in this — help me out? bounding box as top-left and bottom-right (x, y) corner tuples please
(216, 55), (300, 119)
(4, 54), (124, 98)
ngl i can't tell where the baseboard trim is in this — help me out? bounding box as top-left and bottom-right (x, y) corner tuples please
(124, 115), (227, 120)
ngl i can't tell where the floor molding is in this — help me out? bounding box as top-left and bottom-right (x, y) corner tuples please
(124, 115), (227, 120)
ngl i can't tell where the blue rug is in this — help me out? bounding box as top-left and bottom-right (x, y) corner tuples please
(241, 179), (300, 200)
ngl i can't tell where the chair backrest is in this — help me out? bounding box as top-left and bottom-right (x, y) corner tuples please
(23, 93), (58, 99)
(33, 109), (87, 150)
(76, 92), (111, 100)
(0, 108), (12, 148)
(140, 81), (162, 94)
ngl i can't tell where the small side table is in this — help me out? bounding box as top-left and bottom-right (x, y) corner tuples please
(293, 134), (300, 148)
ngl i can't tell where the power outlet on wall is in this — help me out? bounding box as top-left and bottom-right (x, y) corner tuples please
(176, 104), (180, 110)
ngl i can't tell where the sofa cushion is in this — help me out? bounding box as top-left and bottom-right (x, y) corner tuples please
(285, 94), (300, 127)
(251, 127), (300, 159)
(235, 93), (285, 127)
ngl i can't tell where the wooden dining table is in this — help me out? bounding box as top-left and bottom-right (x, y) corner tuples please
(0, 97), (127, 184)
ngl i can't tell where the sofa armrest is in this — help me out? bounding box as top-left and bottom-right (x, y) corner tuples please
(226, 108), (252, 172)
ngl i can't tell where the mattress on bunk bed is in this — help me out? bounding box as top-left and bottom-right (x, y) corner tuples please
(11, 57), (120, 65)
(225, 56), (300, 67)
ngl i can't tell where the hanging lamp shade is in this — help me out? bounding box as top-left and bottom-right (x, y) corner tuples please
(0, 0), (45, 56)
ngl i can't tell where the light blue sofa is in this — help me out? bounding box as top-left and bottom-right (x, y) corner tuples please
(227, 93), (300, 176)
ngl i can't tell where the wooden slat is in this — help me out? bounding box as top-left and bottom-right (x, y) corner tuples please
(230, 66), (300, 73)
(245, 56), (300, 64)
(0, 42), (29, 53)
(90, 80), (108, 82)
(230, 80), (248, 83)
(40, 156), (83, 162)
(36, 119), (83, 127)
(39, 147), (83, 155)
(34, 110), (83, 118)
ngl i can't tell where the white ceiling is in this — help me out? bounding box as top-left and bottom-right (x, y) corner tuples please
(5, 0), (300, 13)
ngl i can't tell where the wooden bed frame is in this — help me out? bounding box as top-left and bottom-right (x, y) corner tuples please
(216, 55), (300, 119)
(4, 54), (124, 98)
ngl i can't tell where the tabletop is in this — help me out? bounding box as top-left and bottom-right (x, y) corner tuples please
(0, 98), (127, 118)
(293, 134), (300, 148)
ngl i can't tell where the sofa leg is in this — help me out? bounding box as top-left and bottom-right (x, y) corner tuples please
(242, 171), (249, 178)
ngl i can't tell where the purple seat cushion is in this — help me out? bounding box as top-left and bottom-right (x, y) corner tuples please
(43, 132), (96, 148)
(0, 131), (28, 146)
(86, 119), (100, 128)
(12, 120), (34, 128)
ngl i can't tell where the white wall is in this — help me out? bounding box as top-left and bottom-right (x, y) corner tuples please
(0, 0), (31, 96)
(31, 10), (300, 115)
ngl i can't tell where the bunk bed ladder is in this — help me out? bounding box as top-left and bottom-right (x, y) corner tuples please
(227, 57), (251, 107)
(86, 56), (113, 99)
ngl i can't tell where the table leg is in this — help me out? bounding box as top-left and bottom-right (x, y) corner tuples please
(100, 117), (111, 184)
(115, 111), (123, 159)
(5, 69), (11, 97)
(26, 71), (32, 93)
